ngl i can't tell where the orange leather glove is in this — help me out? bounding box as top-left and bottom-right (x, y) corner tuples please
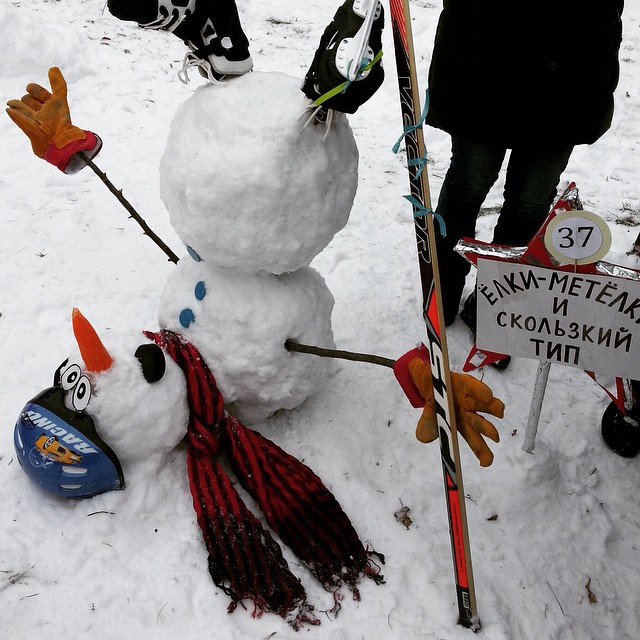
(408, 357), (504, 467)
(6, 66), (102, 174)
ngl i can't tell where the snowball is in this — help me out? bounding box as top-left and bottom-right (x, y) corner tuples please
(158, 257), (337, 423)
(159, 71), (359, 274)
(64, 331), (189, 470)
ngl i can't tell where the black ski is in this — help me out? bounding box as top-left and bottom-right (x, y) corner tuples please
(388, 0), (480, 629)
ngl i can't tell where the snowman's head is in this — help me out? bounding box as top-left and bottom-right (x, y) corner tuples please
(13, 309), (188, 498)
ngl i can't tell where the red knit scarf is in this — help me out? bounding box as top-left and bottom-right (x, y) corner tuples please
(144, 329), (383, 627)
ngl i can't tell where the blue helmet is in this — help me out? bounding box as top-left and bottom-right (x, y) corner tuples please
(14, 374), (125, 499)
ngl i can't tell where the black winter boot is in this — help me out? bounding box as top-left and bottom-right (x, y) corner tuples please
(108, 0), (252, 82)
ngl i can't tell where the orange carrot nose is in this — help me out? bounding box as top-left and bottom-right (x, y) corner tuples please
(72, 308), (113, 372)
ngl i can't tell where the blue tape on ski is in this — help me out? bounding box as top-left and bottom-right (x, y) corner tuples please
(392, 90), (430, 154)
(408, 154), (428, 179)
(403, 194), (446, 236)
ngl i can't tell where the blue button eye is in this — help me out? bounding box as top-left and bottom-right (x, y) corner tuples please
(186, 246), (202, 262)
(194, 281), (207, 301)
(179, 308), (196, 328)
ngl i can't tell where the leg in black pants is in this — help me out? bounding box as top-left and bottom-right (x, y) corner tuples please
(435, 137), (573, 325)
(435, 138), (506, 324)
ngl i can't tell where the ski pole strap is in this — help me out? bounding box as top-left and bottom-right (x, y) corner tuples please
(313, 50), (384, 107)
(392, 90), (430, 177)
(403, 195), (446, 236)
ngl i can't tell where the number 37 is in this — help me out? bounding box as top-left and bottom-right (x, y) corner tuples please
(557, 225), (594, 248)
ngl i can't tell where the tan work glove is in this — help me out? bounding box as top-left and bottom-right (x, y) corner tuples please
(6, 66), (102, 174)
(408, 357), (504, 466)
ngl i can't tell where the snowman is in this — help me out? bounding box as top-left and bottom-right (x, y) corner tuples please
(5, 3), (388, 620)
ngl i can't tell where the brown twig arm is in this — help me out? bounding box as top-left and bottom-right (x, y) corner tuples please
(284, 339), (395, 368)
(80, 153), (180, 264)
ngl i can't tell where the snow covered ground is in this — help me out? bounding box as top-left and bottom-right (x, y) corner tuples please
(1, 1), (639, 639)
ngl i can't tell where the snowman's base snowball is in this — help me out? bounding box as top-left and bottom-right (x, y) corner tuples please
(159, 258), (337, 423)
(159, 71), (359, 275)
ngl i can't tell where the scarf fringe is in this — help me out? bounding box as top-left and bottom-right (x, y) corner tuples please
(188, 450), (310, 620)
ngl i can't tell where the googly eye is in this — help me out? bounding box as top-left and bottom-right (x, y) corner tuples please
(70, 375), (92, 412)
(60, 364), (82, 392)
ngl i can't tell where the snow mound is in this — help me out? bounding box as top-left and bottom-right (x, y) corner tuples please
(0, 3), (95, 80)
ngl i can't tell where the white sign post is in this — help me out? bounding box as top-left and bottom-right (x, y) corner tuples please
(522, 361), (552, 453)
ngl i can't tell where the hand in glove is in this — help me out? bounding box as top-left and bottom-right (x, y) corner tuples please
(6, 66), (102, 174)
(408, 357), (504, 467)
